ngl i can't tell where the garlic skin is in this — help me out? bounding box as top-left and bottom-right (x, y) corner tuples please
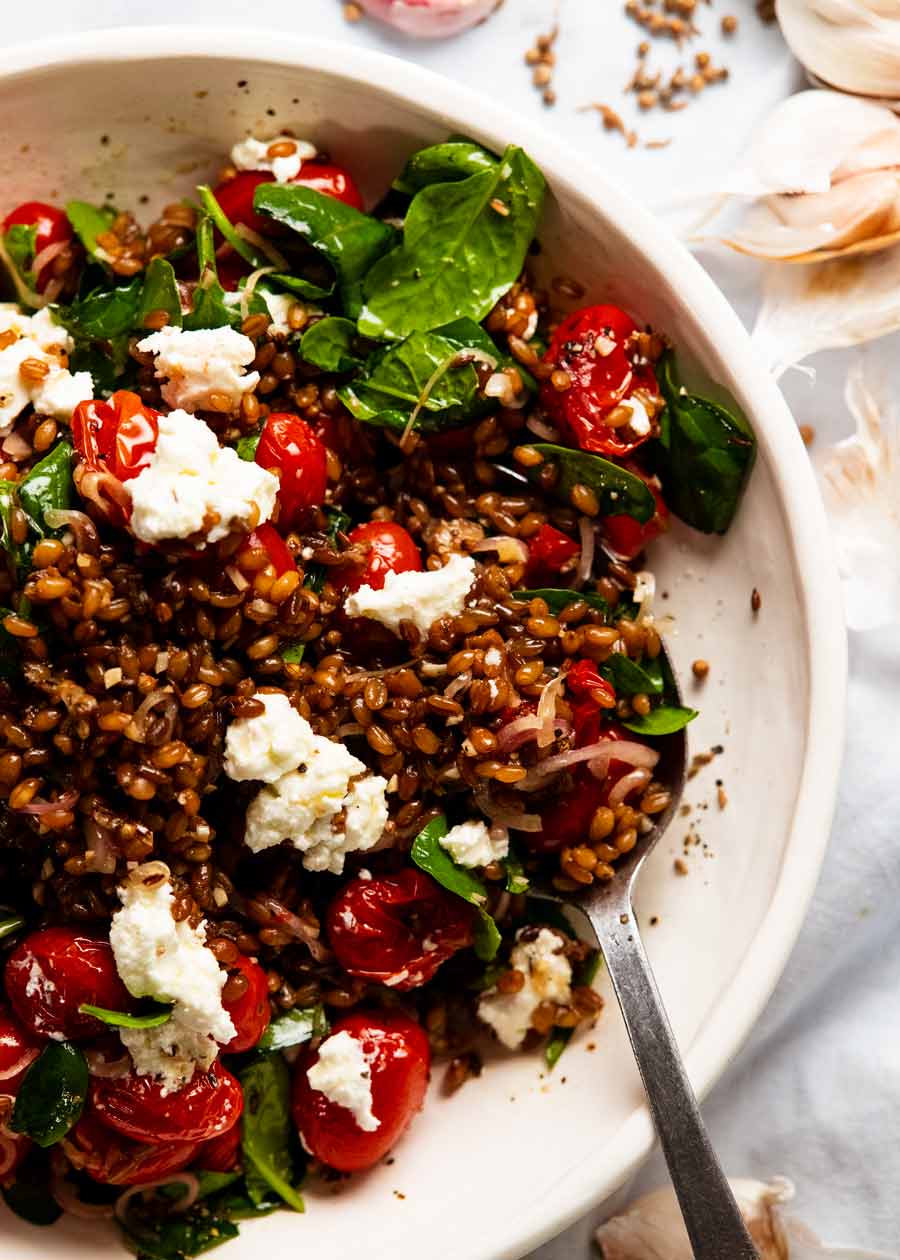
(355, 0), (500, 38)
(595, 1177), (898, 1259)
(776, 0), (900, 100)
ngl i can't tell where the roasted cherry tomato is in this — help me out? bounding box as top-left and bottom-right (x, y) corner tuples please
(217, 249), (251, 293)
(0, 1006), (40, 1093)
(5, 928), (133, 1042)
(194, 1122), (242, 1173)
(526, 522), (580, 582)
(221, 954), (270, 1054)
(62, 1112), (199, 1186)
(327, 869), (474, 990)
(2, 201), (72, 293)
(239, 523), (296, 578)
(292, 1010), (430, 1172)
(566, 659), (617, 747)
(90, 1062), (243, 1145)
(213, 160), (363, 236)
(71, 390), (160, 482)
(336, 521), (422, 595)
(529, 723), (638, 853)
(540, 305), (661, 458)
(255, 413), (328, 528)
(292, 160), (363, 210)
(601, 469), (669, 561)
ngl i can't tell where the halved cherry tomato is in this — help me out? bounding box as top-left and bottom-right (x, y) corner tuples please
(5, 928), (133, 1042)
(71, 390), (160, 481)
(540, 305), (662, 458)
(255, 413), (328, 528)
(566, 659), (617, 747)
(195, 1122), (242, 1173)
(240, 523), (296, 577)
(526, 522), (579, 582)
(529, 723), (638, 853)
(327, 869), (474, 990)
(91, 1062), (243, 1145)
(62, 1112), (199, 1186)
(336, 521), (422, 595)
(601, 469), (669, 561)
(292, 1010), (429, 1172)
(2, 201), (72, 293)
(0, 1006), (40, 1093)
(213, 160), (363, 237)
(221, 954), (270, 1054)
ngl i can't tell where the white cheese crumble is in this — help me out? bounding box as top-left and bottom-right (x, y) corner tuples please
(230, 134), (317, 183)
(439, 820), (508, 868)
(0, 304), (93, 435)
(109, 863), (236, 1094)
(126, 408), (278, 545)
(263, 291), (296, 335)
(224, 691), (316, 783)
(306, 1029), (379, 1132)
(621, 395), (652, 437)
(477, 928), (572, 1050)
(343, 553), (476, 638)
(137, 326), (260, 414)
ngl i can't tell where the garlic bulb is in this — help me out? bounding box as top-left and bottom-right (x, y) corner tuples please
(355, 0), (500, 37)
(595, 1177), (898, 1259)
(776, 0), (900, 101)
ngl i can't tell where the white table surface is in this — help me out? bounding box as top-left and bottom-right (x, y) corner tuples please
(3, 1), (897, 1253)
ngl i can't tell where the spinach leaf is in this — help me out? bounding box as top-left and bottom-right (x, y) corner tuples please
(299, 317), (363, 373)
(303, 506), (351, 594)
(207, 1182), (280, 1220)
(138, 257), (183, 330)
(69, 340), (136, 397)
(600, 654), (664, 696)
(1, 1149), (63, 1225)
(194, 1171), (242, 1199)
(197, 185), (269, 270)
(65, 200), (117, 261)
(411, 815), (500, 962)
(0, 911), (24, 940)
(236, 431), (261, 462)
(10, 1040), (87, 1146)
(358, 145), (545, 342)
(257, 1005), (329, 1053)
(503, 850), (529, 895)
(118, 1203), (239, 1260)
(55, 275), (144, 341)
(513, 587), (610, 617)
(525, 444), (656, 523)
(254, 183), (397, 311)
(18, 441), (73, 536)
(653, 353), (756, 534)
(3, 222), (37, 286)
(622, 704), (697, 736)
(523, 899), (576, 938)
(393, 140), (499, 195)
(78, 1001), (173, 1029)
(239, 1055), (304, 1213)
(182, 217), (243, 333)
(545, 951), (602, 1070)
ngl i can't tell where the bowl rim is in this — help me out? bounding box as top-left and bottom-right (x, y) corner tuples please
(0, 27), (848, 1258)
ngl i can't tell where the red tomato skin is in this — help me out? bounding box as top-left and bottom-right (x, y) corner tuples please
(292, 161), (364, 210)
(2, 201), (72, 293)
(327, 869), (474, 990)
(602, 471), (670, 561)
(0, 1006), (41, 1093)
(540, 305), (661, 458)
(221, 955), (270, 1054)
(62, 1112), (199, 1186)
(529, 723), (636, 853)
(5, 929), (133, 1042)
(292, 1010), (429, 1172)
(337, 521), (422, 595)
(194, 1122), (242, 1172)
(526, 522), (580, 583)
(217, 250), (251, 293)
(71, 391), (160, 482)
(255, 413), (328, 527)
(90, 1062), (243, 1145)
(241, 524), (295, 577)
(213, 161), (363, 237)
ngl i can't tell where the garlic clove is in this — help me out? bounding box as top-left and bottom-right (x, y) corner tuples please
(777, 0), (900, 101)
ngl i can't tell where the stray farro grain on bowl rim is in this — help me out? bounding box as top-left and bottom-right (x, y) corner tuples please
(0, 28), (845, 1260)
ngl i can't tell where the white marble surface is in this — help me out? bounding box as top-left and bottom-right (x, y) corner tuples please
(3, 1), (897, 1254)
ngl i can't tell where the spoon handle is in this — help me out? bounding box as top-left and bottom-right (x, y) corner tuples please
(587, 894), (759, 1259)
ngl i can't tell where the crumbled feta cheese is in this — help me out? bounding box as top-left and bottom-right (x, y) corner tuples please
(224, 691), (316, 783)
(343, 553), (476, 638)
(109, 863), (236, 1094)
(633, 569), (656, 615)
(126, 409), (278, 545)
(137, 326), (260, 414)
(263, 291), (296, 335)
(478, 928), (572, 1050)
(622, 396), (652, 436)
(4, 956), (64, 1039)
(439, 820), (509, 868)
(306, 1029), (379, 1132)
(0, 304), (92, 435)
(230, 134), (317, 183)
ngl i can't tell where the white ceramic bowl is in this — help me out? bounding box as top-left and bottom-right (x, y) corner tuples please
(0, 29), (846, 1260)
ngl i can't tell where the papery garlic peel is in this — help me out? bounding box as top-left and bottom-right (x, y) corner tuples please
(776, 0), (900, 100)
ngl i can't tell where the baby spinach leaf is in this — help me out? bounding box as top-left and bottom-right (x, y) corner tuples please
(257, 1005), (329, 1053)
(18, 441), (73, 536)
(239, 1055), (305, 1213)
(10, 1040), (87, 1146)
(393, 139), (499, 195)
(65, 200), (117, 261)
(207, 1181), (280, 1220)
(525, 444), (656, 523)
(299, 317), (363, 373)
(182, 217), (248, 333)
(69, 340), (136, 397)
(55, 275), (144, 341)
(473, 912), (501, 962)
(235, 431), (261, 462)
(622, 704), (698, 736)
(545, 951), (602, 1070)
(653, 353), (756, 534)
(78, 1001), (173, 1029)
(118, 1202), (239, 1260)
(197, 185), (269, 269)
(358, 145), (545, 342)
(1, 1149), (63, 1225)
(3, 222), (38, 285)
(411, 816), (500, 961)
(0, 911), (25, 940)
(513, 587), (611, 618)
(503, 850), (529, 895)
(194, 1171), (243, 1199)
(600, 654), (664, 696)
(138, 257), (183, 330)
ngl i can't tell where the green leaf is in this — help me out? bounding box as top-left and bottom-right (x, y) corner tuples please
(197, 185), (269, 269)
(411, 816), (500, 962)
(182, 217), (256, 333)
(299, 317), (363, 373)
(0, 912), (25, 940)
(207, 1182), (280, 1220)
(10, 1040), (88, 1147)
(358, 145), (545, 342)
(503, 850), (529, 895)
(239, 1055), (305, 1213)
(393, 139), (499, 195)
(302, 506), (351, 595)
(235, 431), (261, 462)
(18, 441), (73, 536)
(1, 1149), (63, 1225)
(525, 444), (656, 523)
(513, 587), (611, 618)
(138, 257), (183, 330)
(472, 911), (501, 962)
(118, 1203), (239, 1260)
(194, 1171), (242, 1199)
(622, 704), (698, 736)
(78, 1001), (173, 1029)
(653, 352), (757, 534)
(55, 275), (144, 341)
(257, 1005), (329, 1053)
(69, 340), (137, 397)
(3, 222), (38, 285)
(545, 951), (602, 1070)
(600, 654), (664, 696)
(65, 200), (117, 261)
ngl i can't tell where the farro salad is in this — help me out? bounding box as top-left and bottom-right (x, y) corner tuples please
(0, 133), (755, 1255)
